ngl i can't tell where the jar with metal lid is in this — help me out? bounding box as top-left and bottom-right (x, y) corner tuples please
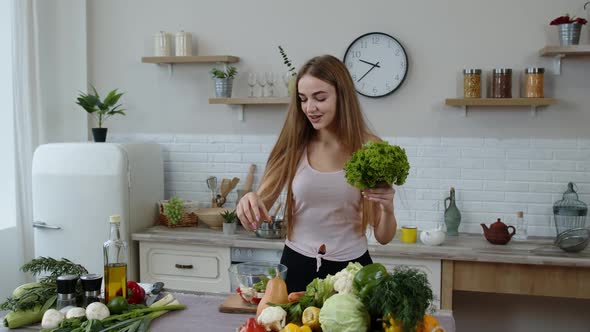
(56, 275), (79, 310)
(492, 68), (512, 98)
(80, 274), (103, 307)
(463, 69), (482, 98)
(524, 67), (544, 98)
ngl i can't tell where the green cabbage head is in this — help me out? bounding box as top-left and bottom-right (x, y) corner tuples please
(344, 141), (410, 189)
(319, 293), (370, 332)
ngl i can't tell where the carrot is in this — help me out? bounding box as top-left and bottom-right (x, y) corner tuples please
(287, 291), (306, 303)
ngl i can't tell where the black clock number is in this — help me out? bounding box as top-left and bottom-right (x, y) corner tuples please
(360, 41), (368, 49)
(394, 49), (401, 56)
(395, 74), (400, 81)
(372, 36), (380, 44)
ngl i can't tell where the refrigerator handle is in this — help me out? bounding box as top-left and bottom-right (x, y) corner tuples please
(32, 221), (62, 230)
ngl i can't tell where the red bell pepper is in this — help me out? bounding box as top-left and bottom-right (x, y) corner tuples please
(239, 317), (265, 332)
(126, 280), (146, 304)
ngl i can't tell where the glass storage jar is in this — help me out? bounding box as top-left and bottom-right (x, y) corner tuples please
(492, 68), (512, 98)
(524, 67), (544, 98)
(463, 69), (482, 98)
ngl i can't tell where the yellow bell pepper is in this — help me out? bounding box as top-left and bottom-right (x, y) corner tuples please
(299, 325), (312, 332)
(281, 323), (301, 332)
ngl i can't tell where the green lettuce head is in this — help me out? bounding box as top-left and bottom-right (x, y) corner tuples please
(344, 141), (410, 189)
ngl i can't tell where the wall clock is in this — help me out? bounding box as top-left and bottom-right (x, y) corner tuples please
(343, 32), (408, 98)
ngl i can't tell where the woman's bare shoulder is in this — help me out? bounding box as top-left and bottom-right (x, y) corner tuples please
(365, 134), (383, 143)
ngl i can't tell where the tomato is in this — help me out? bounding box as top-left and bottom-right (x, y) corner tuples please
(107, 296), (129, 314)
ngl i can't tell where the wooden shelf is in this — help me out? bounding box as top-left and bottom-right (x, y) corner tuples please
(538, 45), (590, 75)
(208, 97), (289, 105)
(445, 98), (556, 116)
(539, 45), (590, 57)
(141, 55), (240, 64)
(209, 97), (289, 121)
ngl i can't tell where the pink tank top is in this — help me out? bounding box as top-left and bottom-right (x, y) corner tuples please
(285, 149), (368, 271)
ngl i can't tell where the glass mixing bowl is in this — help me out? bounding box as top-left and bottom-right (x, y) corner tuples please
(228, 262), (287, 304)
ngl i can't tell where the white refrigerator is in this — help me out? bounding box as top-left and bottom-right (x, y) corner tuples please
(32, 143), (164, 281)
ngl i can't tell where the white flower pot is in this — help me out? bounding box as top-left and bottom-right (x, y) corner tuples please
(223, 222), (236, 235)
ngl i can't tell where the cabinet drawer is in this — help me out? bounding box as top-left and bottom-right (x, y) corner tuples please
(139, 242), (230, 293)
(374, 256), (442, 310)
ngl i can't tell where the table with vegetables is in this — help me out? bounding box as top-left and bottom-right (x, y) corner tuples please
(233, 262), (451, 332)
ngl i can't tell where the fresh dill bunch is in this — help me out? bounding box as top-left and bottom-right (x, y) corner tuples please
(21, 256), (88, 283)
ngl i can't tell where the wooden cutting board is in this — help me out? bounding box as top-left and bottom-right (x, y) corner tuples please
(219, 293), (257, 314)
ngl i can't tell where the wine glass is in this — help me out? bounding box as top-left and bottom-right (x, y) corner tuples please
(257, 73), (267, 97)
(282, 72), (293, 96)
(265, 72), (276, 97)
(247, 73), (257, 97)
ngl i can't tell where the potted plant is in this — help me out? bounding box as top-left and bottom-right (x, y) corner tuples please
(211, 65), (237, 98)
(550, 14), (588, 46)
(76, 85), (126, 142)
(278, 45), (297, 96)
(221, 209), (238, 235)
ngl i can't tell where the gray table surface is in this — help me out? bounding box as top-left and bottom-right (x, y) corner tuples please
(2, 292), (455, 331)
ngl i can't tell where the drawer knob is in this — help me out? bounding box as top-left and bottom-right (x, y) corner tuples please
(175, 264), (194, 269)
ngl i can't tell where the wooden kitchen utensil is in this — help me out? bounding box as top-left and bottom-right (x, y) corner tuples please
(243, 164), (256, 193)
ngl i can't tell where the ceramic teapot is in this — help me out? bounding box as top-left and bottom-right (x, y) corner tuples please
(481, 218), (515, 245)
(420, 224), (446, 246)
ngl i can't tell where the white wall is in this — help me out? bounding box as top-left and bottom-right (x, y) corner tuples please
(87, 0), (590, 138)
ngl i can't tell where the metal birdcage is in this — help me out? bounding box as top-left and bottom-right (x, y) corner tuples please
(553, 182), (588, 236)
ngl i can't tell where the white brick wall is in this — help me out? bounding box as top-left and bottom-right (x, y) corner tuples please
(110, 134), (590, 237)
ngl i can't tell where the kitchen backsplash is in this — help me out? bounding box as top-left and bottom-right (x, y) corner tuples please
(110, 134), (590, 237)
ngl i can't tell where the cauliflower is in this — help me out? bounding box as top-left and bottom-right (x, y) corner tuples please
(66, 307), (86, 319)
(256, 306), (287, 331)
(332, 262), (363, 294)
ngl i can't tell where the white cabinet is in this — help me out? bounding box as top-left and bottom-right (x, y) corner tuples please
(139, 242), (231, 293)
(373, 256), (442, 310)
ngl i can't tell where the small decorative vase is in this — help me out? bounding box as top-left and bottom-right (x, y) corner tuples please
(444, 187), (461, 236)
(223, 222), (236, 235)
(214, 78), (233, 98)
(288, 75), (296, 96)
(91, 128), (108, 142)
(558, 23), (582, 46)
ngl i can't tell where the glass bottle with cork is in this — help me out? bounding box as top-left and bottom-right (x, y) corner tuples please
(103, 214), (127, 303)
(513, 211), (528, 241)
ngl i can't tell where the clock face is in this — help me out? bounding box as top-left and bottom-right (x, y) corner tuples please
(343, 32), (408, 98)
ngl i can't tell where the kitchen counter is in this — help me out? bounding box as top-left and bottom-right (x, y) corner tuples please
(132, 225), (590, 268)
(0, 292), (456, 332)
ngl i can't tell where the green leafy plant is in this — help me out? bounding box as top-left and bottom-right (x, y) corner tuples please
(210, 66), (237, 79)
(220, 209), (238, 223)
(344, 141), (410, 189)
(75, 85), (125, 128)
(163, 197), (184, 225)
(278, 45), (296, 77)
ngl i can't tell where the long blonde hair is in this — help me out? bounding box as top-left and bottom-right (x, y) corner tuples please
(258, 55), (379, 238)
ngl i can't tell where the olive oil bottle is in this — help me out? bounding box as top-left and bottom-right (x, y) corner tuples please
(103, 214), (128, 303)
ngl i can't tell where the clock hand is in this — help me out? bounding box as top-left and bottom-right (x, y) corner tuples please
(357, 61), (380, 82)
(359, 59), (381, 68)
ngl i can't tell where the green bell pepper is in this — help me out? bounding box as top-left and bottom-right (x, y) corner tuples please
(353, 263), (388, 294)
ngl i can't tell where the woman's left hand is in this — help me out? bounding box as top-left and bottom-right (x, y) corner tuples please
(362, 185), (395, 214)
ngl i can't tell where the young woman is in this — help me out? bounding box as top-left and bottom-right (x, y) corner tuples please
(236, 55), (397, 292)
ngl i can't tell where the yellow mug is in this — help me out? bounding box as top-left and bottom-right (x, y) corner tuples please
(400, 226), (418, 244)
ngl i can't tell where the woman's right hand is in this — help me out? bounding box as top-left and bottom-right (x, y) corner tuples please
(236, 192), (272, 231)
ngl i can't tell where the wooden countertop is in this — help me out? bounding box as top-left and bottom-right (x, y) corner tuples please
(132, 225), (590, 268)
